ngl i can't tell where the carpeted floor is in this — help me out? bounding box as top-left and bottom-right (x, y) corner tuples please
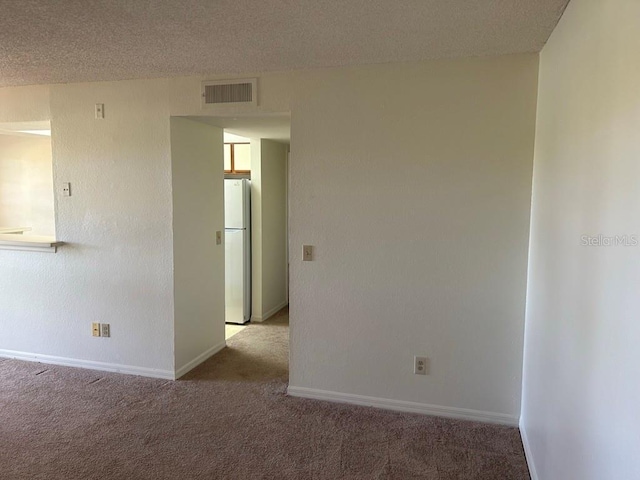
(0, 309), (530, 479)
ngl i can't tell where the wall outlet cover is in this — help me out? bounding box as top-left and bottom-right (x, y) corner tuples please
(414, 356), (429, 375)
(100, 323), (110, 338)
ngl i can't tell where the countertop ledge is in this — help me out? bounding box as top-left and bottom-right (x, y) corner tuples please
(0, 227), (31, 234)
(0, 234), (64, 253)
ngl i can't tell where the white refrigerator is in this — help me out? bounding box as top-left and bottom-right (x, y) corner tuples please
(225, 179), (251, 324)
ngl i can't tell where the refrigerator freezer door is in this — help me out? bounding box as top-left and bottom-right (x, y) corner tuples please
(224, 179), (246, 229)
(225, 229), (247, 324)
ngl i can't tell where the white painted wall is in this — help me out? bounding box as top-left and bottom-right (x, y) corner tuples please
(0, 85), (50, 121)
(288, 55), (539, 422)
(260, 140), (289, 318)
(0, 80), (176, 377)
(521, 0), (640, 478)
(170, 117), (225, 376)
(251, 139), (289, 322)
(0, 56), (538, 418)
(0, 73), (290, 377)
(250, 139), (263, 320)
(0, 133), (55, 235)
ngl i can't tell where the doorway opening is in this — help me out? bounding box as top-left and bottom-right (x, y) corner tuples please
(188, 115), (290, 346)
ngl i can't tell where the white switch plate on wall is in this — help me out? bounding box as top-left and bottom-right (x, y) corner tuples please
(303, 245), (313, 261)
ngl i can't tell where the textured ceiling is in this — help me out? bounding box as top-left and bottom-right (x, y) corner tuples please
(0, 0), (569, 87)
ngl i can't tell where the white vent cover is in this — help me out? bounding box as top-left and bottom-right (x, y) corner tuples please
(202, 78), (257, 107)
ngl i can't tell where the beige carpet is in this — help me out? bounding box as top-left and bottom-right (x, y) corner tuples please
(0, 309), (530, 479)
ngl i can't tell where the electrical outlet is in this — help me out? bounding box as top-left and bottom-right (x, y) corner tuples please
(100, 323), (110, 338)
(95, 103), (104, 119)
(414, 356), (429, 375)
(62, 182), (71, 197)
(92, 323), (101, 337)
(216, 231), (222, 245)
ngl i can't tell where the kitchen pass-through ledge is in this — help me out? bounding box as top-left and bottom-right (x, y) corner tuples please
(0, 234), (63, 253)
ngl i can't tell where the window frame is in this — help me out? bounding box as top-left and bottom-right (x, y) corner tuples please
(224, 142), (251, 174)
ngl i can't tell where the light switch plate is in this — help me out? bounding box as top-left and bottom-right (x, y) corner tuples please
(95, 103), (104, 119)
(303, 245), (313, 261)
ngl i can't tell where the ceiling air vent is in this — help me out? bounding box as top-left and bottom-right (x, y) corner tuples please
(202, 79), (257, 107)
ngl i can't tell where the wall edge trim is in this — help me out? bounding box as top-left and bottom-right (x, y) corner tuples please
(0, 348), (174, 380)
(519, 421), (539, 480)
(174, 341), (226, 379)
(287, 386), (519, 426)
(252, 300), (288, 323)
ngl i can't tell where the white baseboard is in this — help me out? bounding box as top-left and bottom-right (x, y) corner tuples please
(174, 341), (226, 379)
(287, 386), (519, 426)
(0, 348), (174, 380)
(252, 300), (288, 323)
(519, 422), (539, 480)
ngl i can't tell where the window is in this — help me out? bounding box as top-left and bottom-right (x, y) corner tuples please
(0, 121), (60, 251)
(0, 121), (55, 237)
(224, 143), (251, 174)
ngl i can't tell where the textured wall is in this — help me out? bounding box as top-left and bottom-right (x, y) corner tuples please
(0, 85), (50, 120)
(0, 56), (539, 418)
(288, 55), (538, 421)
(0, 79), (176, 376)
(521, 0), (640, 478)
(0, 72), (290, 376)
